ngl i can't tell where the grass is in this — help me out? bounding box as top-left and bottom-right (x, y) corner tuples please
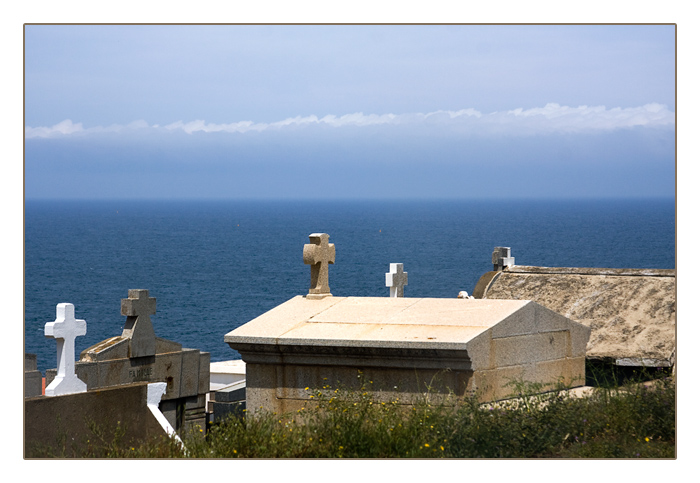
(33, 369), (675, 459)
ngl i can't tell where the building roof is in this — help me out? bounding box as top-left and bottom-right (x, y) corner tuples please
(473, 265), (676, 366)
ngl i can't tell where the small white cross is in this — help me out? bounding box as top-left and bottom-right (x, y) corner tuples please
(385, 263), (408, 298)
(44, 303), (87, 396)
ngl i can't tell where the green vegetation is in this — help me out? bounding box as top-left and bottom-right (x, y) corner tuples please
(33, 370), (675, 459)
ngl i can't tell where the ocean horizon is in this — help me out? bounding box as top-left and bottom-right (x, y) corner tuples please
(24, 198), (676, 374)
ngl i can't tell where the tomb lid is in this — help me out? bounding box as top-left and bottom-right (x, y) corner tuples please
(225, 295), (584, 352)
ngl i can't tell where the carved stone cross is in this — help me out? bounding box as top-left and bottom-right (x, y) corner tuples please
(303, 233), (335, 298)
(121, 289), (157, 358)
(492, 247), (515, 271)
(385, 263), (408, 298)
(44, 303), (87, 396)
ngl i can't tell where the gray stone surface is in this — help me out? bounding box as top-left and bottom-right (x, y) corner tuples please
(208, 380), (247, 423)
(24, 382), (169, 457)
(24, 354), (43, 398)
(212, 379), (247, 403)
(121, 289), (157, 358)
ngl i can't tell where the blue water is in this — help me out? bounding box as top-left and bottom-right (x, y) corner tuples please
(24, 199), (675, 374)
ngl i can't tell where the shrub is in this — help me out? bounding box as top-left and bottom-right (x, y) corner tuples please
(35, 374), (674, 458)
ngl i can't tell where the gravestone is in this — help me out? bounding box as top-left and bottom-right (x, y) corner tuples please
(492, 246), (515, 271)
(208, 380), (246, 423)
(45, 289), (210, 433)
(303, 233), (335, 298)
(121, 289), (156, 358)
(385, 263), (408, 297)
(44, 303), (87, 396)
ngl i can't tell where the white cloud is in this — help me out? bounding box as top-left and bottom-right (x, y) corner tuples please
(491, 103), (674, 133)
(25, 119), (84, 138)
(25, 104), (674, 139)
(24, 118), (152, 138)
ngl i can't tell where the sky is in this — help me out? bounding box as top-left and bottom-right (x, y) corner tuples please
(23, 23), (677, 200)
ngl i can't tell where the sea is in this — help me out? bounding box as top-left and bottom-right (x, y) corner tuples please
(24, 198), (676, 374)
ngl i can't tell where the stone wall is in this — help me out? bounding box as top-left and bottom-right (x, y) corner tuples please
(24, 383), (169, 457)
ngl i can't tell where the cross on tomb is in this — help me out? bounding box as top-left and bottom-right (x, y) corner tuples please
(385, 263), (408, 298)
(303, 233), (335, 297)
(121, 289), (157, 358)
(492, 246), (515, 271)
(44, 303), (87, 396)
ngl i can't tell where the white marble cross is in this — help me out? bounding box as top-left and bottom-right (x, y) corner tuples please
(385, 263), (408, 298)
(303, 233), (335, 297)
(44, 303), (87, 396)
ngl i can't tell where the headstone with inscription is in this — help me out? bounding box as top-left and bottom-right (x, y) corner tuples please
(45, 289), (210, 433)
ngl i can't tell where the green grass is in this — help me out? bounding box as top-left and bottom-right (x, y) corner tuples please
(40, 372), (674, 459)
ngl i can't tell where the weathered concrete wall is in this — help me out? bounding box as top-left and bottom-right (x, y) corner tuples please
(24, 383), (168, 458)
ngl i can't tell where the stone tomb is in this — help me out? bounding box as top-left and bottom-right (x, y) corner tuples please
(473, 247), (676, 368)
(225, 295), (591, 415)
(46, 289), (210, 433)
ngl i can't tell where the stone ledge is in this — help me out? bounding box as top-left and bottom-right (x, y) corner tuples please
(505, 266), (676, 277)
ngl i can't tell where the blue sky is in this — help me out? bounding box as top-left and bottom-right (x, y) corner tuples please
(24, 24), (676, 200)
